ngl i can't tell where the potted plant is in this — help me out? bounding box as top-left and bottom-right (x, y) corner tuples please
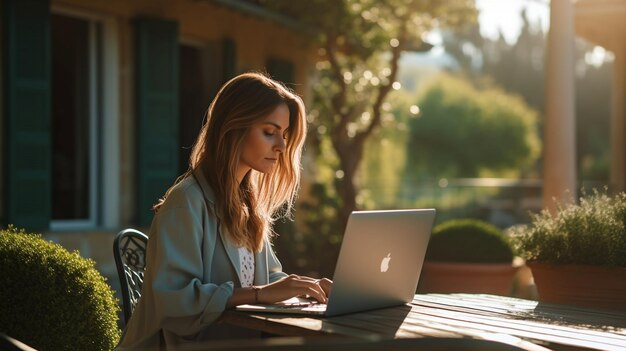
(511, 191), (626, 311)
(417, 219), (519, 296)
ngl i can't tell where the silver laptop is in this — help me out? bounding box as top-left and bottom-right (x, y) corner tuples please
(236, 208), (436, 317)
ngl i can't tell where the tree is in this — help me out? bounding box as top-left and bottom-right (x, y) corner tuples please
(442, 9), (546, 113)
(405, 73), (540, 179)
(442, 7), (612, 182)
(264, 0), (477, 227)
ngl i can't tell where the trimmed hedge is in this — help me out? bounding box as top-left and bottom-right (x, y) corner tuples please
(425, 219), (514, 263)
(0, 226), (120, 351)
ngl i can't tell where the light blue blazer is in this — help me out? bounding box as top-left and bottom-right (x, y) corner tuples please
(116, 169), (288, 350)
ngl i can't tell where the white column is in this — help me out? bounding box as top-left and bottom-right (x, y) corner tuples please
(543, 0), (577, 213)
(610, 44), (626, 193)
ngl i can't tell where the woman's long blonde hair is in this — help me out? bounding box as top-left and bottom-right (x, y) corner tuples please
(155, 72), (307, 252)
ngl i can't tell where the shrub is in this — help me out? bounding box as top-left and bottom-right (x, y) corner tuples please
(425, 219), (514, 263)
(511, 191), (626, 267)
(0, 226), (121, 351)
(406, 73), (540, 178)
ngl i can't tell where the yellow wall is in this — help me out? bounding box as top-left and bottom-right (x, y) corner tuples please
(53, 0), (317, 95)
(50, 0), (317, 223)
(0, 0), (318, 292)
(1, 0), (318, 228)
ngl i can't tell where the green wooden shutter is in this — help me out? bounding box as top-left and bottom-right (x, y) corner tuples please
(222, 37), (236, 84)
(135, 18), (179, 226)
(3, 0), (52, 230)
(267, 58), (295, 88)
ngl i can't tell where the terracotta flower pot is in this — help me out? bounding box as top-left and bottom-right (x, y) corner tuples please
(528, 262), (626, 311)
(417, 261), (519, 296)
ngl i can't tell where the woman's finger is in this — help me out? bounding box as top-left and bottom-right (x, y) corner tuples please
(287, 279), (327, 301)
(318, 278), (333, 296)
(260, 275), (333, 304)
(301, 286), (327, 303)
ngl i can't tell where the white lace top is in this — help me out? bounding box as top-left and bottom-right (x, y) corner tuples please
(238, 246), (255, 287)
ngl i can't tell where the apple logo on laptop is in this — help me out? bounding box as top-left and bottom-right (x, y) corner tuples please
(380, 253), (391, 272)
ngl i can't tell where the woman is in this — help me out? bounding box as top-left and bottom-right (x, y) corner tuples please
(117, 72), (332, 350)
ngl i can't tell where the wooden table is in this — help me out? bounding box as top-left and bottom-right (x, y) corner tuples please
(219, 294), (626, 351)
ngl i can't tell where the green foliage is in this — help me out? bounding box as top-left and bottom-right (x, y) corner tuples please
(426, 219), (514, 263)
(359, 92), (412, 208)
(265, 0), (478, 227)
(511, 191), (626, 267)
(444, 9), (612, 182)
(0, 226), (121, 351)
(275, 182), (343, 278)
(267, 0), (478, 276)
(263, 0), (476, 61)
(406, 73), (540, 179)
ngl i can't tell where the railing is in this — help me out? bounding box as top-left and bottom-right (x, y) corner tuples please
(376, 178), (606, 228)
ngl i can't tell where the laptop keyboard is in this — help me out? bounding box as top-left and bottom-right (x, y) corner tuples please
(276, 300), (327, 311)
(277, 300), (319, 307)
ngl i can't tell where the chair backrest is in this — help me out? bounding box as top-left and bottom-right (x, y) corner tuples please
(0, 333), (38, 351)
(113, 229), (148, 325)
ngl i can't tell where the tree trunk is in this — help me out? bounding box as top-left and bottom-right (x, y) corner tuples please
(325, 27), (405, 230)
(333, 137), (364, 230)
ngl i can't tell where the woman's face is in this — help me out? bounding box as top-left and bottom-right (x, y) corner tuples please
(237, 103), (290, 183)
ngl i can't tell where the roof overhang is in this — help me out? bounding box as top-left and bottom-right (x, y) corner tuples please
(575, 0), (626, 50)
(200, 0), (316, 36)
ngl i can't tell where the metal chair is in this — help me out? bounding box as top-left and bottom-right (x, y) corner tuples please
(0, 334), (38, 351)
(113, 228), (149, 325)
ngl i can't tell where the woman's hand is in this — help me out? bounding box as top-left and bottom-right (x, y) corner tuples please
(226, 275), (333, 308)
(257, 275), (333, 304)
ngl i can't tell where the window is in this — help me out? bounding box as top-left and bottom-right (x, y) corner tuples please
(3, 3), (119, 231)
(179, 43), (211, 174)
(51, 14), (100, 225)
(49, 8), (119, 230)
